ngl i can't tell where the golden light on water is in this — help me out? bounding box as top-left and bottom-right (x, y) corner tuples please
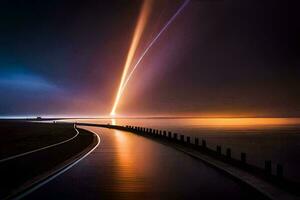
(111, 0), (153, 116)
(180, 117), (300, 128)
(107, 117), (300, 130)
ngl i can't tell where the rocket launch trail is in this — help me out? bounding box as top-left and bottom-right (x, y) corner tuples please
(111, 0), (190, 116)
(110, 0), (153, 116)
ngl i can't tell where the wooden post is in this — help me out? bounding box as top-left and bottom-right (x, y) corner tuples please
(180, 135), (184, 143)
(164, 131), (167, 137)
(168, 132), (172, 138)
(186, 136), (190, 144)
(195, 138), (199, 146)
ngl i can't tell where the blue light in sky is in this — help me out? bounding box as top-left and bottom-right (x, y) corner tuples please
(0, 69), (58, 91)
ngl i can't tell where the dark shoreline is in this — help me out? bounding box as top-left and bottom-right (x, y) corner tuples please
(0, 122), (97, 199)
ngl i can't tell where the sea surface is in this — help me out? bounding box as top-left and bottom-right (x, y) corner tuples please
(66, 117), (300, 183)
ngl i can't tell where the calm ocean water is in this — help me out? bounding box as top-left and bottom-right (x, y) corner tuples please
(67, 118), (300, 182)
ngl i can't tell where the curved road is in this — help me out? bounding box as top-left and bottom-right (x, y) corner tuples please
(0, 125), (79, 164)
(24, 126), (266, 200)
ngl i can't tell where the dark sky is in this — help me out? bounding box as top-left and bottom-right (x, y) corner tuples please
(0, 0), (298, 117)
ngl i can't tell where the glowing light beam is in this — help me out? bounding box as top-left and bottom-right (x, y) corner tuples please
(113, 0), (190, 116)
(111, 0), (190, 116)
(120, 0), (190, 95)
(111, 0), (153, 116)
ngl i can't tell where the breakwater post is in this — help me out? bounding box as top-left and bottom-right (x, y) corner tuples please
(173, 133), (178, 141)
(180, 135), (184, 143)
(186, 136), (191, 144)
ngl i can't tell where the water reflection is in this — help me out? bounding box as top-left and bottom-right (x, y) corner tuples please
(72, 117), (300, 130)
(111, 118), (148, 193)
(64, 118), (300, 183)
(99, 127), (264, 199)
(183, 117), (300, 128)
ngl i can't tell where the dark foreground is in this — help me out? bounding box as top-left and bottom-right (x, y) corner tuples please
(0, 122), (96, 199)
(25, 126), (266, 200)
(0, 122), (75, 159)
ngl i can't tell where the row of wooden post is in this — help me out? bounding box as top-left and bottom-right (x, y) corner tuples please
(124, 125), (283, 179)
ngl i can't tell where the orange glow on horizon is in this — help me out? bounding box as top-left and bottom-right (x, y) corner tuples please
(184, 117), (300, 127)
(111, 0), (153, 116)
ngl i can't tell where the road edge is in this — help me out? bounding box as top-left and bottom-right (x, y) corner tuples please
(6, 127), (100, 200)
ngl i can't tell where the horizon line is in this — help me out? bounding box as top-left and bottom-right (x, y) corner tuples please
(1, 115), (300, 120)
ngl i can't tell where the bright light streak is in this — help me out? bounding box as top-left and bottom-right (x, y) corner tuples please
(111, 0), (153, 116)
(117, 0), (191, 111)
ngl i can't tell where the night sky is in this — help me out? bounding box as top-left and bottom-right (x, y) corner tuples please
(0, 0), (298, 117)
